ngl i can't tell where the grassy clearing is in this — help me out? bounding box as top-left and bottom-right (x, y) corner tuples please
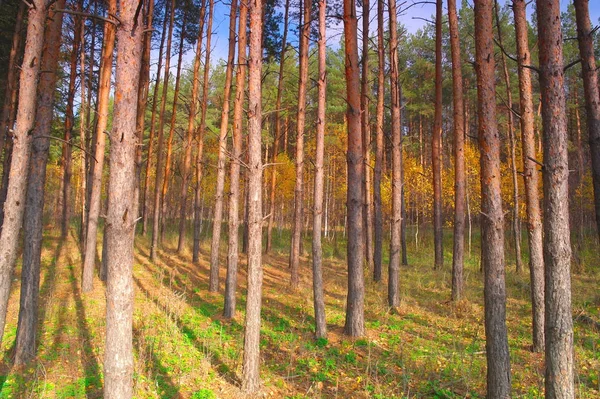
(0, 224), (598, 398)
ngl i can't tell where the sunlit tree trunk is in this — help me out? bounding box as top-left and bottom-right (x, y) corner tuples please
(209, 0), (237, 292)
(60, 1), (84, 238)
(0, 0), (48, 351)
(311, 0), (327, 339)
(266, 0), (290, 253)
(574, 0), (600, 243)
(103, 0), (143, 395)
(495, 0), (522, 273)
(241, 0), (263, 391)
(142, 8), (169, 235)
(178, 0), (207, 253)
(193, 0), (215, 263)
(448, 0), (465, 301)
(512, 0), (544, 353)
(82, 0), (117, 292)
(388, 0), (402, 310)
(474, 0), (511, 396)
(373, 0), (385, 282)
(223, 0), (248, 319)
(537, 0), (574, 396)
(0, 2), (25, 155)
(150, 0), (175, 261)
(289, 0), (311, 289)
(134, 0), (155, 223)
(14, 0), (65, 365)
(343, 0), (365, 336)
(432, 0), (443, 270)
(361, 0), (373, 272)
(159, 19), (186, 242)
(0, 1), (25, 230)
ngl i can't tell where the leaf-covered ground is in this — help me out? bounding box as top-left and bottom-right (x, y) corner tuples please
(0, 225), (598, 398)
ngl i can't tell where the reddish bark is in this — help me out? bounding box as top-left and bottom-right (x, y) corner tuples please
(474, 0), (511, 396)
(241, 0), (263, 391)
(343, 0), (365, 337)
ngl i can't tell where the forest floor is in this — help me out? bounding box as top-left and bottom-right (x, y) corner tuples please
(0, 224), (598, 398)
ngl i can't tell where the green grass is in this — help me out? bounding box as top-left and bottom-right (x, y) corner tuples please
(0, 224), (598, 398)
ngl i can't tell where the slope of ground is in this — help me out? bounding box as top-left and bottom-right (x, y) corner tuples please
(0, 225), (598, 398)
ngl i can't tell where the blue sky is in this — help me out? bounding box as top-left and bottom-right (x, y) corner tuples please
(179, 0), (600, 64)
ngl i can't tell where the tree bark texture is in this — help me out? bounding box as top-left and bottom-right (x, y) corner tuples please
(142, 7), (169, 235)
(266, 0), (291, 253)
(512, 0), (544, 353)
(495, 0), (523, 274)
(178, 0), (207, 253)
(0, 1), (25, 156)
(448, 0), (465, 301)
(14, 0), (65, 365)
(373, 0), (385, 282)
(361, 0), (373, 273)
(537, 0), (574, 397)
(289, 0), (311, 289)
(474, 0), (511, 396)
(82, 0), (117, 293)
(224, 0), (248, 319)
(388, 0), (402, 310)
(0, 0), (48, 348)
(150, 0), (175, 261)
(193, 0), (215, 263)
(311, 0), (327, 340)
(103, 0), (143, 396)
(432, 0), (444, 270)
(209, 0), (237, 292)
(343, 0), (365, 337)
(241, 0), (263, 391)
(159, 20), (186, 242)
(60, 2), (84, 238)
(574, 0), (600, 243)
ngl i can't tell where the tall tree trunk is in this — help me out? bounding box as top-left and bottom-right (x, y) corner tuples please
(159, 20), (186, 242)
(241, 0), (263, 391)
(0, 2), (25, 230)
(193, 0), (215, 263)
(142, 7), (169, 235)
(361, 0), (373, 272)
(289, 0), (311, 289)
(373, 0), (385, 282)
(311, 0), (327, 340)
(343, 0), (365, 337)
(82, 0), (118, 292)
(134, 0), (155, 223)
(14, 0), (65, 365)
(388, 0), (402, 310)
(448, 0), (465, 301)
(474, 0), (511, 396)
(223, 0), (248, 319)
(432, 0), (444, 270)
(208, 0), (237, 292)
(178, 0), (207, 253)
(0, 1), (25, 162)
(266, 0), (290, 253)
(575, 0), (600, 243)
(495, 0), (522, 273)
(103, 0), (143, 395)
(60, 2), (84, 238)
(537, 0), (574, 396)
(150, 0), (175, 261)
(78, 20), (88, 245)
(0, 0), (48, 350)
(512, 0), (544, 353)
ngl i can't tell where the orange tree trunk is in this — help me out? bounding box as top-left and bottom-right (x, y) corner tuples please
(474, 0), (511, 396)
